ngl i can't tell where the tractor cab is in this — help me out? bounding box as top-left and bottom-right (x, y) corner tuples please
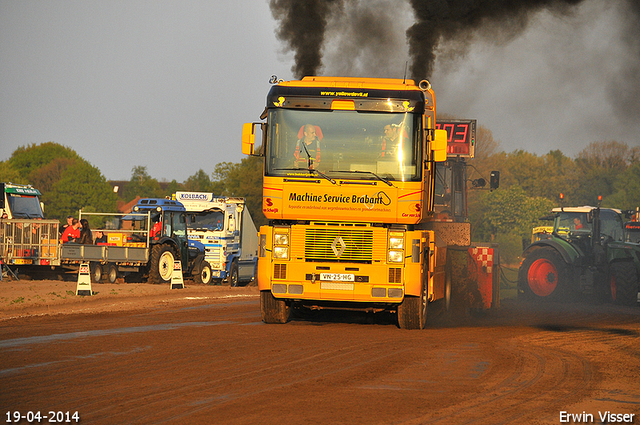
(551, 207), (624, 256)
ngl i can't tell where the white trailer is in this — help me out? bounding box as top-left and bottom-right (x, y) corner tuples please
(174, 192), (258, 286)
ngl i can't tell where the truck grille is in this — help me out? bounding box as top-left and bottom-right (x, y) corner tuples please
(304, 227), (374, 261)
(274, 263), (287, 279)
(388, 267), (402, 283)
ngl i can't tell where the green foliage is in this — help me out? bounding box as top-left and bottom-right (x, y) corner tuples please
(164, 180), (183, 198)
(605, 161), (640, 211)
(0, 161), (23, 184)
(9, 142), (80, 180)
(184, 169), (214, 192)
(3, 142), (117, 222)
(212, 155), (265, 227)
(470, 186), (555, 263)
(123, 166), (163, 201)
(45, 160), (118, 222)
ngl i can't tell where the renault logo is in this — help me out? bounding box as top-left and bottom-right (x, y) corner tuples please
(331, 237), (346, 257)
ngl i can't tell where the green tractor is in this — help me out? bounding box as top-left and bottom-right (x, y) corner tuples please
(519, 206), (640, 305)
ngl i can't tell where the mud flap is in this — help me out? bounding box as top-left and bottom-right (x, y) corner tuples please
(447, 245), (499, 310)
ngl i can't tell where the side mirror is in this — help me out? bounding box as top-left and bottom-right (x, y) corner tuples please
(241, 123), (256, 155)
(490, 171), (500, 190)
(433, 129), (448, 162)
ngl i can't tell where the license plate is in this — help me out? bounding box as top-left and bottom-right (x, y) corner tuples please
(13, 259), (33, 265)
(320, 273), (354, 282)
(321, 282), (355, 291)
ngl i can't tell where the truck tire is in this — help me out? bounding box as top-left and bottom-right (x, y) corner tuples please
(149, 244), (175, 284)
(519, 247), (568, 301)
(397, 281), (428, 330)
(195, 261), (212, 285)
(90, 263), (103, 283)
(227, 260), (239, 287)
(610, 261), (638, 306)
(107, 263), (118, 284)
(260, 290), (291, 324)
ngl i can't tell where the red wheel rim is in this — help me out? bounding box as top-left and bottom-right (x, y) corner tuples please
(527, 258), (558, 297)
(610, 274), (617, 301)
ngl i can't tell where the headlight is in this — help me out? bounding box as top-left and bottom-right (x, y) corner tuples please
(389, 237), (404, 249)
(274, 233), (289, 246)
(273, 246), (289, 259)
(388, 250), (403, 263)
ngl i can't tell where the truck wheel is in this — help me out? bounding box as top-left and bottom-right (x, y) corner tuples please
(90, 263), (103, 283)
(260, 290), (291, 324)
(149, 244), (175, 284)
(227, 261), (239, 287)
(519, 248), (568, 301)
(107, 264), (118, 284)
(195, 261), (212, 285)
(610, 261), (638, 306)
(397, 281), (428, 330)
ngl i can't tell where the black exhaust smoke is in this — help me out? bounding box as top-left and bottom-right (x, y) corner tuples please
(270, 0), (640, 94)
(269, 0), (343, 79)
(407, 0), (587, 80)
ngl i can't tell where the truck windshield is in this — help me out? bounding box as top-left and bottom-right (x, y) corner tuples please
(266, 109), (422, 182)
(6, 194), (44, 218)
(187, 211), (224, 231)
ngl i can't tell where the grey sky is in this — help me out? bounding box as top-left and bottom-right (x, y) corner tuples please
(1, 0), (638, 183)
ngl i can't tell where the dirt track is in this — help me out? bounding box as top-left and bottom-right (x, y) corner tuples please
(1, 279), (639, 424)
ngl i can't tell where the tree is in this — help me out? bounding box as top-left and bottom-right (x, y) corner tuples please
(124, 166), (162, 201)
(0, 160), (23, 184)
(572, 141), (634, 206)
(3, 142), (117, 222)
(212, 155), (265, 227)
(9, 142), (80, 181)
(470, 185), (554, 263)
(606, 161), (640, 211)
(44, 161), (118, 222)
(184, 169), (214, 192)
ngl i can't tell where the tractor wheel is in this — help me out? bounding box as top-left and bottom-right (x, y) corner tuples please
(227, 261), (239, 287)
(610, 261), (638, 306)
(260, 290), (291, 324)
(519, 248), (568, 301)
(397, 281), (429, 330)
(195, 261), (212, 285)
(149, 244), (175, 284)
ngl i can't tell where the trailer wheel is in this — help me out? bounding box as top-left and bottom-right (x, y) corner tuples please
(227, 260), (239, 287)
(149, 244), (175, 284)
(397, 281), (428, 330)
(260, 290), (291, 324)
(107, 264), (118, 284)
(519, 248), (568, 301)
(610, 261), (638, 306)
(90, 263), (103, 283)
(195, 261), (212, 285)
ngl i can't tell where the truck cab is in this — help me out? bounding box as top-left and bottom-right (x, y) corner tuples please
(1, 183), (45, 219)
(174, 192), (258, 286)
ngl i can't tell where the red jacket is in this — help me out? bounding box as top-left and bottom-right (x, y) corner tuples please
(61, 226), (80, 243)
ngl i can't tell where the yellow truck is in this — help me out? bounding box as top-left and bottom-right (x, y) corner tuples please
(242, 76), (497, 329)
